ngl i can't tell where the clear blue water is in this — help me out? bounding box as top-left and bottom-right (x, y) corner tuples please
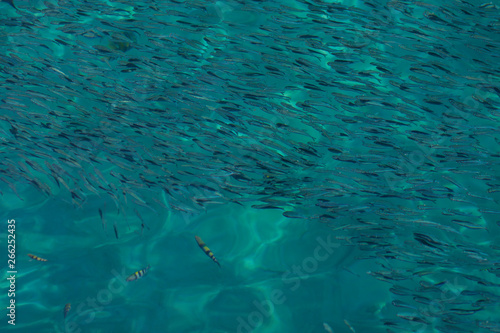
(1, 0), (500, 332)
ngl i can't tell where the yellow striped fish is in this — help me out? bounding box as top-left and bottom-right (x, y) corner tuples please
(28, 253), (47, 262)
(195, 235), (220, 267)
(64, 303), (71, 319)
(126, 265), (150, 282)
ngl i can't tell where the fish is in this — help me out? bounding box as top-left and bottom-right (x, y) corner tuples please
(195, 235), (220, 267)
(479, 2), (497, 9)
(28, 254), (47, 262)
(2, 2), (500, 330)
(323, 322), (334, 333)
(64, 303), (71, 319)
(126, 265), (150, 282)
(344, 319), (356, 333)
(134, 209), (149, 236)
(99, 208), (106, 229)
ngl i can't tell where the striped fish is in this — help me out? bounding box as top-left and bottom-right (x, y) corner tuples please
(195, 235), (220, 267)
(64, 303), (71, 319)
(126, 265), (150, 282)
(28, 253), (47, 262)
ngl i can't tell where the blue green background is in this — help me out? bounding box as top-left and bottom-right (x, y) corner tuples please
(1, 0), (500, 332)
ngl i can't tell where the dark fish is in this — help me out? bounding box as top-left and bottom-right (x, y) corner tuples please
(449, 307), (484, 315)
(397, 313), (429, 325)
(251, 204), (283, 210)
(113, 223), (119, 239)
(413, 233), (445, 250)
(99, 208), (105, 229)
(392, 300), (416, 310)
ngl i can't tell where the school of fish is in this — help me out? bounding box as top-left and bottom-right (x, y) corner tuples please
(2, 0), (500, 332)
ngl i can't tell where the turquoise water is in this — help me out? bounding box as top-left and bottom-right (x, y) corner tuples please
(1, 0), (500, 332)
